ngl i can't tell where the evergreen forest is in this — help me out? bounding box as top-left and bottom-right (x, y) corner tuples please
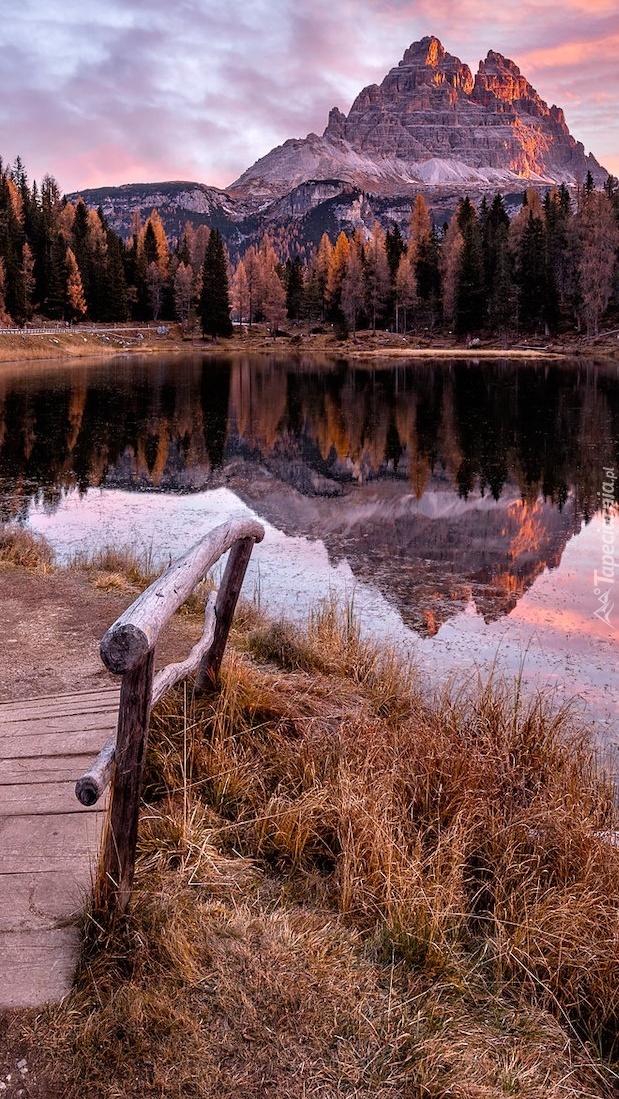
(1, 157), (618, 339)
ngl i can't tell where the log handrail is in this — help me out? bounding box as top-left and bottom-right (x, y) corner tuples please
(99, 518), (264, 674)
(74, 518), (264, 910)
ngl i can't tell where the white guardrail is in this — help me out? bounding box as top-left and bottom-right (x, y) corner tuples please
(0, 326), (161, 336)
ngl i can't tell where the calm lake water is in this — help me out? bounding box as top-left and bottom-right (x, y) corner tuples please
(1, 352), (618, 742)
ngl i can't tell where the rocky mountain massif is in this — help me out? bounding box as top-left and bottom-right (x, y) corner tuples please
(71, 36), (607, 252)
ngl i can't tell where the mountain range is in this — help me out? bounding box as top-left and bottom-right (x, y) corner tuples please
(70, 36), (607, 252)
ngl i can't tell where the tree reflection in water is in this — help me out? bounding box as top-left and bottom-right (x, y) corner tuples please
(0, 353), (617, 637)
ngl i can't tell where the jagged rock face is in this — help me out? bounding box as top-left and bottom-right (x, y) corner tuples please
(71, 36), (607, 246)
(66, 180), (244, 240)
(231, 35), (606, 201)
(331, 36), (476, 157)
(469, 50), (595, 179)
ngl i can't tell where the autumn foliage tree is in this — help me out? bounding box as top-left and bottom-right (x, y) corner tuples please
(0, 154), (618, 341)
(341, 237), (365, 338)
(574, 188), (619, 335)
(65, 247), (86, 320)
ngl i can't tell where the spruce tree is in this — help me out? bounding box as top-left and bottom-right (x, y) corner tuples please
(199, 229), (232, 337)
(455, 198), (485, 334)
(285, 255), (304, 320)
(72, 200), (90, 304)
(385, 222), (405, 281)
(482, 195), (514, 334)
(45, 234), (68, 319)
(518, 212), (548, 331)
(103, 230), (129, 321)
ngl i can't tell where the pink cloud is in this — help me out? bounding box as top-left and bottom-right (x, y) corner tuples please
(1, 1), (617, 191)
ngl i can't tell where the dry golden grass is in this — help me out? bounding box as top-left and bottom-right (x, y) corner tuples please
(69, 544), (160, 590)
(0, 522), (55, 571)
(70, 545), (221, 617)
(19, 599), (619, 1096)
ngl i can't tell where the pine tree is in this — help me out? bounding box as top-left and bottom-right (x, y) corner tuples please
(103, 229), (129, 321)
(544, 188), (571, 318)
(199, 229), (232, 337)
(440, 215), (464, 326)
(385, 222), (405, 281)
(487, 224), (515, 335)
(231, 260), (248, 325)
(84, 208), (109, 319)
(0, 257), (8, 323)
(263, 265), (287, 333)
(314, 233), (333, 319)
(384, 222), (404, 328)
(517, 212), (548, 331)
(409, 194), (440, 324)
(394, 249), (417, 333)
(146, 261), (164, 321)
(45, 234), (68, 319)
(71, 199), (90, 301)
(326, 231), (350, 319)
(21, 242), (35, 321)
(0, 171), (26, 322)
(454, 198), (485, 335)
(243, 246), (260, 327)
(22, 179), (45, 312)
(482, 195), (514, 334)
(285, 255), (304, 320)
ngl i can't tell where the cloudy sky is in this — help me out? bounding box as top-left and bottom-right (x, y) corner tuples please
(2, 0), (618, 194)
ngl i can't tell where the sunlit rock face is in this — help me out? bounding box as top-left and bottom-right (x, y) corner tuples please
(230, 35), (606, 202)
(70, 36), (607, 247)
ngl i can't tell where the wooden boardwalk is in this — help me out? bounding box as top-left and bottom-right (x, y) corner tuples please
(0, 686), (119, 1010)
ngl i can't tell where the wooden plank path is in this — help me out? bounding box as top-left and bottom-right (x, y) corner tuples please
(0, 686), (119, 1010)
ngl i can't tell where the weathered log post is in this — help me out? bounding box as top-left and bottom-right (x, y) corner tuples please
(99, 651), (154, 910)
(195, 536), (255, 692)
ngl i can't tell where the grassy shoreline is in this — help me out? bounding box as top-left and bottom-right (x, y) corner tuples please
(2, 528), (619, 1096)
(0, 322), (618, 367)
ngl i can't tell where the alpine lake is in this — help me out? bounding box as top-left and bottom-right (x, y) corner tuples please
(1, 350), (618, 747)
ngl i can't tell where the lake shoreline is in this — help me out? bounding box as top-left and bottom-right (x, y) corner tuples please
(0, 323), (618, 367)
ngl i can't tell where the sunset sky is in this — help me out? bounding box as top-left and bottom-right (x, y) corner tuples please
(2, 0), (618, 194)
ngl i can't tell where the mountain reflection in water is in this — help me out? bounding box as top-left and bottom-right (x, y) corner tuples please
(1, 353), (617, 640)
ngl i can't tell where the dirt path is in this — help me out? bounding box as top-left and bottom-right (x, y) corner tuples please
(0, 566), (200, 702)
(0, 565), (202, 1096)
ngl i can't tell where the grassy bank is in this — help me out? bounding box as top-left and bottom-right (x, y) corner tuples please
(2, 529), (619, 1096)
(1, 322), (618, 367)
(0, 327), (186, 364)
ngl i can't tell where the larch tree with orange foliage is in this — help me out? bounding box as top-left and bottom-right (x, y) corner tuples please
(365, 224), (390, 332)
(65, 247), (87, 320)
(575, 188), (619, 336)
(326, 231), (350, 318)
(341, 237), (365, 338)
(231, 260), (249, 325)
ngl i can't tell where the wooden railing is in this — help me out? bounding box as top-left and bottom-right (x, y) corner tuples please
(75, 518), (264, 910)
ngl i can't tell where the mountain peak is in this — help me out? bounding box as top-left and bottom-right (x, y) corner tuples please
(323, 106), (347, 140)
(230, 36), (606, 202)
(390, 37), (474, 95)
(399, 35), (446, 67)
(473, 50), (545, 112)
